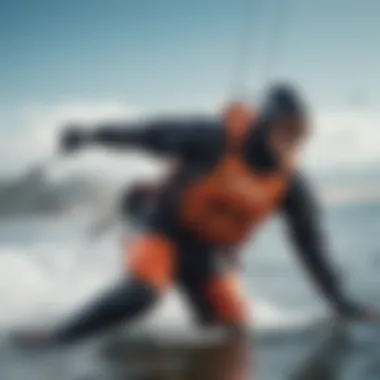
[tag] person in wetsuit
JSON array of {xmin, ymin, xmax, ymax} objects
[{"xmin": 15, "ymin": 84, "xmax": 376, "ymax": 347}]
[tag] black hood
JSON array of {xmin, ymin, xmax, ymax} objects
[{"xmin": 260, "ymin": 83, "xmax": 307, "ymax": 122}]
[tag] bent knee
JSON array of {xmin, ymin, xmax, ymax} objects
[
  {"xmin": 126, "ymin": 234, "xmax": 176, "ymax": 292},
  {"xmin": 205, "ymin": 273, "xmax": 249, "ymax": 328}
]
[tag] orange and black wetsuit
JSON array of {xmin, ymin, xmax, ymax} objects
[{"xmin": 51, "ymin": 107, "xmax": 359, "ymax": 344}]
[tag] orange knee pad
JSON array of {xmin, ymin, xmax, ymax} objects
[{"xmin": 127, "ymin": 234, "xmax": 176, "ymax": 291}]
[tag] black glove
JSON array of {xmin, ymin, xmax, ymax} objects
[
  {"xmin": 335, "ymin": 299, "xmax": 379, "ymax": 322},
  {"xmin": 60, "ymin": 126, "xmax": 90, "ymax": 154}
]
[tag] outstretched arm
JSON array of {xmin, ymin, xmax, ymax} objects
[
  {"xmin": 61, "ymin": 116, "xmax": 215, "ymax": 159},
  {"xmin": 281, "ymin": 172, "xmax": 368, "ymax": 319}
]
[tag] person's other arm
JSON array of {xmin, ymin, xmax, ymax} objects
[
  {"xmin": 61, "ymin": 116, "xmax": 215, "ymax": 158},
  {"xmin": 281, "ymin": 172, "xmax": 368, "ymax": 319}
]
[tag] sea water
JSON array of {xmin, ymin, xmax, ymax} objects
[{"xmin": 0, "ymin": 201, "xmax": 379, "ymax": 380}]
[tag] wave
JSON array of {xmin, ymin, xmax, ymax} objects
[
  {"xmin": 321, "ymin": 185, "xmax": 380, "ymax": 206},
  {"xmin": 0, "ymin": 164, "xmax": 379, "ymax": 218},
  {"xmin": 3, "ymin": 218, "xmax": 378, "ymax": 352},
  {"xmin": 0, "ymin": 223, "xmax": 320, "ymax": 341}
]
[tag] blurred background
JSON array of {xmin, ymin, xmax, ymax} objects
[{"xmin": 0, "ymin": 0, "xmax": 379, "ymax": 379}]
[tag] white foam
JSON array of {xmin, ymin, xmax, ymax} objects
[{"xmin": 0, "ymin": 221, "xmax": 317, "ymax": 339}]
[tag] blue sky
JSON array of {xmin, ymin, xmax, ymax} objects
[
  {"xmin": 0, "ymin": 0, "xmax": 379, "ymax": 177},
  {"xmin": 1, "ymin": 0, "xmax": 379, "ymax": 109}
]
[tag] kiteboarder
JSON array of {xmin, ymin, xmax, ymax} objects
[{"xmin": 14, "ymin": 84, "xmax": 377, "ymax": 348}]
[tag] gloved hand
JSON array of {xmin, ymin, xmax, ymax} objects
[
  {"xmin": 335, "ymin": 299, "xmax": 379, "ymax": 322},
  {"xmin": 60, "ymin": 125, "xmax": 90, "ymax": 154}
]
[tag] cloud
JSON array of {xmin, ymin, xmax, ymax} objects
[
  {"xmin": 0, "ymin": 101, "xmax": 379, "ymax": 181},
  {"xmin": 19, "ymin": 100, "xmax": 141, "ymax": 157},
  {"xmin": 305, "ymin": 108, "xmax": 380, "ymax": 170},
  {"xmin": 0, "ymin": 100, "xmax": 168, "ymax": 182}
]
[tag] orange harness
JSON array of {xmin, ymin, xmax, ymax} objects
[{"xmin": 178, "ymin": 103, "xmax": 293, "ymax": 247}]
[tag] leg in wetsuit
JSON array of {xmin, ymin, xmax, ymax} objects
[
  {"xmin": 127, "ymin": 230, "xmax": 250, "ymax": 379},
  {"xmin": 12, "ymin": 227, "xmax": 249, "ymax": 378},
  {"xmin": 128, "ymin": 230, "xmax": 247, "ymax": 328},
  {"xmin": 42, "ymin": 229, "xmax": 247, "ymax": 345}
]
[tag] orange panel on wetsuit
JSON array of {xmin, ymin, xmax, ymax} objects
[
  {"xmin": 178, "ymin": 103, "xmax": 294, "ymax": 247},
  {"xmin": 127, "ymin": 234, "xmax": 176, "ymax": 291}
]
